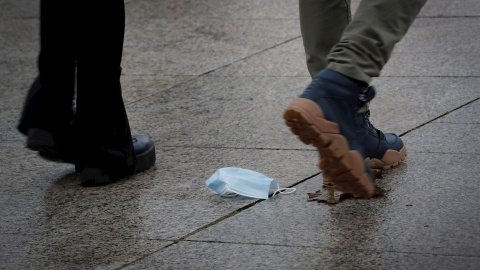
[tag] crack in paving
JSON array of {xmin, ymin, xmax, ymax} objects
[
  {"xmin": 115, "ymin": 172, "xmax": 320, "ymax": 269},
  {"xmin": 123, "ymin": 36, "xmax": 302, "ymax": 107},
  {"xmin": 182, "ymin": 239, "xmax": 480, "ymax": 258},
  {"xmin": 399, "ymin": 96, "xmax": 480, "ymax": 137},
  {"xmin": 117, "ymin": 97, "xmax": 480, "ymax": 269},
  {"xmin": 115, "ymin": 32, "xmax": 480, "ymax": 269}
]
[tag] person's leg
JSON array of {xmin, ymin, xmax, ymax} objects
[
  {"xmin": 73, "ymin": 0, "xmax": 135, "ymax": 178},
  {"xmin": 285, "ymin": 0, "xmax": 427, "ymax": 197},
  {"xmin": 18, "ymin": 0, "xmax": 76, "ymax": 156},
  {"xmin": 327, "ymin": 0, "xmax": 426, "ymax": 170},
  {"xmin": 327, "ymin": 0, "xmax": 427, "ymax": 84},
  {"xmin": 299, "ymin": 0, "xmax": 351, "ymax": 79}
]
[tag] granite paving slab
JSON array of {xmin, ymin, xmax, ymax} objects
[
  {"xmin": 0, "ymin": 233, "xmax": 172, "ymax": 270},
  {"xmin": 403, "ymin": 98, "xmax": 480, "ymax": 154},
  {"xmin": 0, "ymin": 77, "xmax": 35, "ymax": 110},
  {"xmin": 368, "ymin": 77, "xmax": 480, "ymax": 136},
  {"xmin": 186, "ymin": 152, "xmax": 480, "ymax": 256},
  {"xmin": 124, "ymin": 17, "xmax": 300, "ymax": 53},
  {"xmin": 0, "ymin": 0, "xmax": 37, "ymax": 20},
  {"xmin": 0, "ymin": 11, "xmax": 39, "ymax": 83},
  {"xmin": 383, "ymin": 51, "xmax": 480, "ymax": 77},
  {"xmin": 419, "ymin": 0, "xmax": 480, "ymax": 17},
  {"xmin": 1, "ymin": 0, "xmax": 479, "ymax": 269},
  {"xmin": 124, "ymin": 58, "xmax": 479, "ymax": 150},
  {"xmin": 122, "ymin": 241, "xmax": 480, "ymax": 270},
  {"xmin": 0, "ymin": 144, "xmax": 318, "ymax": 234},
  {"xmin": 185, "ymin": 106, "xmax": 480, "ymax": 260},
  {"xmin": 122, "ymin": 1, "xmax": 301, "ymax": 77},
  {"xmin": 207, "ymin": 42, "xmax": 308, "ymax": 77},
  {"xmin": 434, "ymin": 98, "xmax": 480, "ymax": 124},
  {"xmin": 405, "ymin": 122, "xmax": 480, "ymax": 154},
  {"xmin": 125, "ymin": 74, "xmax": 312, "ymax": 149},
  {"xmin": 382, "ymin": 17, "xmax": 480, "ymax": 77},
  {"xmin": 0, "ymin": 108, "xmax": 26, "ymax": 141},
  {"xmin": 121, "ymin": 74, "xmax": 195, "ymax": 105},
  {"xmin": 393, "ymin": 17, "xmax": 479, "ymax": 53},
  {"xmin": 0, "ymin": 143, "xmax": 319, "ymax": 269},
  {"xmin": 125, "ymin": 0, "xmax": 299, "ymax": 20},
  {"xmin": 207, "ymin": 17, "xmax": 480, "ymax": 78}
]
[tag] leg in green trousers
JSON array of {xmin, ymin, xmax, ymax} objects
[
  {"xmin": 299, "ymin": 0, "xmax": 427, "ymax": 83},
  {"xmin": 299, "ymin": 0, "xmax": 351, "ymax": 79},
  {"xmin": 285, "ymin": 0, "xmax": 428, "ymax": 197}
]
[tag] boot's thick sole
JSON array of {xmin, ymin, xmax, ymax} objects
[
  {"xmin": 132, "ymin": 135, "xmax": 156, "ymax": 174},
  {"xmin": 27, "ymin": 128, "xmax": 75, "ymax": 163},
  {"xmin": 284, "ymin": 98, "xmax": 375, "ymax": 198},
  {"xmin": 80, "ymin": 135, "xmax": 156, "ymax": 186},
  {"xmin": 367, "ymin": 146, "xmax": 407, "ymax": 170}
]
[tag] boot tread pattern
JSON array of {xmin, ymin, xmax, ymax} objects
[{"xmin": 284, "ymin": 98, "xmax": 375, "ymax": 198}]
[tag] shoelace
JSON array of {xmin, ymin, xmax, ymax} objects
[
  {"xmin": 358, "ymin": 86, "xmax": 376, "ymax": 108},
  {"xmin": 363, "ymin": 110, "xmax": 386, "ymax": 139}
]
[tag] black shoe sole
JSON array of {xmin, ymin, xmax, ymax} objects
[
  {"xmin": 80, "ymin": 168, "xmax": 114, "ymax": 186},
  {"xmin": 134, "ymin": 141, "xmax": 156, "ymax": 174},
  {"xmin": 27, "ymin": 128, "xmax": 75, "ymax": 163},
  {"xmin": 80, "ymin": 141, "xmax": 156, "ymax": 186}
]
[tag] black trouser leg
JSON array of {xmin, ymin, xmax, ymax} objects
[
  {"xmin": 74, "ymin": 0, "xmax": 135, "ymax": 174},
  {"xmin": 18, "ymin": 1, "xmax": 76, "ymax": 135},
  {"xmin": 19, "ymin": 0, "xmax": 136, "ymax": 174}
]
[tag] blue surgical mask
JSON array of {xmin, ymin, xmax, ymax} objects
[{"xmin": 205, "ymin": 167, "xmax": 296, "ymax": 199}]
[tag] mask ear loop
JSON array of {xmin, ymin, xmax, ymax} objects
[{"xmin": 272, "ymin": 187, "xmax": 296, "ymax": 197}]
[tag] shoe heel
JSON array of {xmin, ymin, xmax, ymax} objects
[
  {"xmin": 27, "ymin": 128, "xmax": 56, "ymax": 152},
  {"xmin": 321, "ymin": 150, "xmax": 375, "ymax": 198},
  {"xmin": 284, "ymin": 98, "xmax": 375, "ymax": 198},
  {"xmin": 134, "ymin": 143, "xmax": 156, "ymax": 174},
  {"xmin": 81, "ymin": 168, "xmax": 113, "ymax": 186}
]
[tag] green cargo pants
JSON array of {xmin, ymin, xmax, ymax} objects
[{"xmin": 300, "ymin": 0, "xmax": 427, "ymax": 83}]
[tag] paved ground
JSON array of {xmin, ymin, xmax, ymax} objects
[{"xmin": 1, "ymin": 0, "xmax": 479, "ymax": 269}]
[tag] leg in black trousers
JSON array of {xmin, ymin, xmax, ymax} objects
[
  {"xmin": 18, "ymin": 0, "xmax": 155, "ymax": 185},
  {"xmin": 18, "ymin": 1, "xmax": 76, "ymax": 139},
  {"xmin": 73, "ymin": 0, "xmax": 136, "ymax": 176}
]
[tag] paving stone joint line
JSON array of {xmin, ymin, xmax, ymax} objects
[
  {"xmin": 398, "ymin": 96, "xmax": 480, "ymax": 137},
  {"xmin": 115, "ymin": 172, "xmax": 321, "ymax": 269},
  {"xmin": 122, "ymin": 36, "xmax": 302, "ymax": 106},
  {"xmin": 114, "ymin": 98, "xmax": 480, "ymax": 268}
]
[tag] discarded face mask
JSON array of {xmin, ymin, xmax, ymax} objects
[{"xmin": 205, "ymin": 167, "xmax": 296, "ymax": 199}]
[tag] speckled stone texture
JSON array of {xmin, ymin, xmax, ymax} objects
[{"xmin": 1, "ymin": 0, "xmax": 479, "ymax": 269}]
